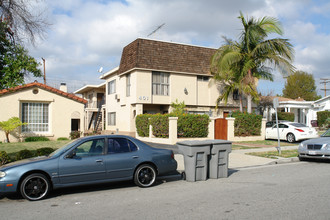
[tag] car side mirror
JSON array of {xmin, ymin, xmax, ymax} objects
[{"xmin": 66, "ymin": 150, "xmax": 76, "ymax": 159}]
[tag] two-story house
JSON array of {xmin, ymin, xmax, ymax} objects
[
  {"xmin": 75, "ymin": 82, "xmax": 106, "ymax": 133},
  {"xmin": 98, "ymin": 38, "xmax": 241, "ymax": 136}
]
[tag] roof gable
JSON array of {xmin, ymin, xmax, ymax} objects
[
  {"xmin": 0, "ymin": 82, "xmax": 87, "ymax": 104},
  {"xmin": 117, "ymin": 38, "xmax": 217, "ymax": 75}
]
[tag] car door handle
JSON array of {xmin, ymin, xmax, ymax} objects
[
  {"xmin": 132, "ymin": 156, "xmax": 139, "ymax": 159},
  {"xmin": 95, "ymin": 159, "xmax": 103, "ymax": 163}
]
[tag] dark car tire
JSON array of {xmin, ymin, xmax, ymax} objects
[
  {"xmin": 287, "ymin": 133, "xmax": 296, "ymax": 143},
  {"xmin": 134, "ymin": 164, "xmax": 156, "ymax": 187},
  {"xmin": 299, "ymin": 156, "xmax": 307, "ymax": 161},
  {"xmin": 20, "ymin": 173, "xmax": 50, "ymax": 201}
]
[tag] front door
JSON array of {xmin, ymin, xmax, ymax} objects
[{"xmin": 58, "ymin": 138, "xmax": 106, "ymax": 184}]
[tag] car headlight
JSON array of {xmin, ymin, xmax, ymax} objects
[
  {"xmin": 0, "ymin": 171, "xmax": 6, "ymax": 178},
  {"xmin": 325, "ymin": 144, "xmax": 330, "ymax": 150},
  {"xmin": 298, "ymin": 143, "xmax": 306, "ymax": 150}
]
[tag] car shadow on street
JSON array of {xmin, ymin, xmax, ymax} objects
[{"xmin": 0, "ymin": 171, "xmax": 184, "ymax": 201}]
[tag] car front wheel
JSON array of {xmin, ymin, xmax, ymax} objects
[
  {"xmin": 20, "ymin": 173, "xmax": 50, "ymax": 201},
  {"xmin": 287, "ymin": 133, "xmax": 296, "ymax": 143},
  {"xmin": 134, "ymin": 164, "xmax": 156, "ymax": 187}
]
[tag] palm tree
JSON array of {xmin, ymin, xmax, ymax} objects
[{"xmin": 211, "ymin": 11, "xmax": 295, "ymax": 113}]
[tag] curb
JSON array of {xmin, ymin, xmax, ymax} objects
[{"xmin": 267, "ymin": 157, "xmax": 300, "ymax": 165}]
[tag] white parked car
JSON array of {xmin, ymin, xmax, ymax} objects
[{"xmin": 265, "ymin": 122, "xmax": 318, "ymax": 143}]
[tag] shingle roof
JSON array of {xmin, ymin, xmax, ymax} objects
[
  {"xmin": 117, "ymin": 38, "xmax": 217, "ymax": 75},
  {"xmin": 0, "ymin": 82, "xmax": 87, "ymax": 104}
]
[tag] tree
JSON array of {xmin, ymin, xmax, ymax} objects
[
  {"xmin": 0, "ymin": 21, "xmax": 42, "ymax": 89},
  {"xmin": 211, "ymin": 11, "xmax": 295, "ymax": 113},
  {"xmin": 0, "ymin": 117, "xmax": 27, "ymax": 143},
  {"xmin": 170, "ymin": 99, "xmax": 186, "ymax": 115},
  {"xmin": 282, "ymin": 71, "xmax": 321, "ymax": 101},
  {"xmin": 0, "ymin": 0, "xmax": 49, "ymax": 44}
]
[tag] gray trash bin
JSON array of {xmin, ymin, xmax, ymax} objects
[
  {"xmin": 209, "ymin": 140, "xmax": 232, "ymax": 179},
  {"xmin": 177, "ymin": 140, "xmax": 211, "ymax": 182}
]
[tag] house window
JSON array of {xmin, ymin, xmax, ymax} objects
[
  {"xmin": 126, "ymin": 74, "xmax": 131, "ymax": 97},
  {"xmin": 197, "ymin": 76, "xmax": 209, "ymax": 82},
  {"xmin": 108, "ymin": 112, "xmax": 116, "ymax": 126},
  {"xmin": 108, "ymin": 80, "xmax": 116, "ymax": 95},
  {"xmin": 233, "ymin": 89, "xmax": 239, "ymax": 100},
  {"xmin": 152, "ymin": 71, "xmax": 169, "ymax": 96},
  {"xmin": 22, "ymin": 103, "xmax": 49, "ymax": 132}
]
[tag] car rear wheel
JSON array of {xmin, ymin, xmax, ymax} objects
[
  {"xmin": 20, "ymin": 173, "xmax": 50, "ymax": 201},
  {"xmin": 287, "ymin": 133, "xmax": 296, "ymax": 143},
  {"xmin": 134, "ymin": 164, "xmax": 156, "ymax": 187}
]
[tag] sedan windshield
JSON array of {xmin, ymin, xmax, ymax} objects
[{"xmin": 49, "ymin": 140, "xmax": 78, "ymax": 158}]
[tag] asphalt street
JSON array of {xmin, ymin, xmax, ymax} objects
[{"xmin": 1, "ymin": 161, "xmax": 330, "ymax": 219}]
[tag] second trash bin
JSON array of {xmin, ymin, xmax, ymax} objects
[
  {"xmin": 177, "ymin": 140, "xmax": 211, "ymax": 182},
  {"xmin": 209, "ymin": 140, "xmax": 232, "ymax": 179}
]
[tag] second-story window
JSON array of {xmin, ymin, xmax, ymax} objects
[
  {"xmin": 108, "ymin": 79, "xmax": 116, "ymax": 95},
  {"xmin": 152, "ymin": 71, "xmax": 169, "ymax": 96},
  {"xmin": 126, "ymin": 74, "xmax": 131, "ymax": 97}
]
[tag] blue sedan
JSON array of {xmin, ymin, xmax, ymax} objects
[{"xmin": 0, "ymin": 135, "xmax": 177, "ymax": 201}]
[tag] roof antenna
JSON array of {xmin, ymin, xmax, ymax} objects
[{"xmin": 147, "ymin": 23, "xmax": 165, "ymax": 37}]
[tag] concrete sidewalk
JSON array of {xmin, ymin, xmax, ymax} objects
[{"xmin": 174, "ymin": 145, "xmax": 299, "ymax": 171}]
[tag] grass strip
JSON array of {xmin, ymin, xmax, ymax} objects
[{"xmin": 247, "ymin": 149, "xmax": 298, "ymax": 159}]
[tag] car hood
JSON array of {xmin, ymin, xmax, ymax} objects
[
  {"xmin": 302, "ymin": 137, "xmax": 330, "ymax": 145},
  {"xmin": 0, "ymin": 156, "xmax": 50, "ymax": 170}
]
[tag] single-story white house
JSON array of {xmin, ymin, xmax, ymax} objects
[{"xmin": 263, "ymin": 95, "xmax": 330, "ymax": 127}]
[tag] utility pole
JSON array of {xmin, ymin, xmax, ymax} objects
[
  {"xmin": 320, "ymin": 78, "xmax": 330, "ymax": 97},
  {"xmin": 42, "ymin": 58, "xmax": 46, "ymax": 84}
]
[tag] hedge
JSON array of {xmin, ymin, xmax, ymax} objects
[
  {"xmin": 177, "ymin": 114, "xmax": 209, "ymax": 137},
  {"xmin": 136, "ymin": 113, "xmax": 210, "ymax": 138},
  {"xmin": 1, "ymin": 147, "xmax": 56, "ymax": 165},
  {"xmin": 135, "ymin": 114, "xmax": 152, "ymax": 137},
  {"xmin": 25, "ymin": 136, "xmax": 50, "ymax": 142},
  {"xmin": 233, "ymin": 112, "xmax": 262, "ymax": 136},
  {"xmin": 317, "ymin": 111, "xmax": 330, "ymax": 128},
  {"xmin": 272, "ymin": 112, "xmax": 295, "ymax": 122}
]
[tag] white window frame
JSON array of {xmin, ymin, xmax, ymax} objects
[
  {"xmin": 152, "ymin": 72, "xmax": 169, "ymax": 96},
  {"xmin": 108, "ymin": 112, "xmax": 116, "ymax": 126},
  {"xmin": 126, "ymin": 74, "xmax": 131, "ymax": 97},
  {"xmin": 108, "ymin": 80, "xmax": 116, "ymax": 94},
  {"xmin": 21, "ymin": 102, "xmax": 49, "ymax": 133}
]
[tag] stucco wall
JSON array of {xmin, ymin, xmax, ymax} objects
[{"xmin": 0, "ymin": 87, "xmax": 85, "ymax": 142}]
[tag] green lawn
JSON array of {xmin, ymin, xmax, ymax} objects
[
  {"xmin": 0, "ymin": 140, "xmax": 71, "ymax": 154},
  {"xmin": 236, "ymin": 140, "xmax": 297, "ymax": 146},
  {"xmin": 247, "ymin": 149, "xmax": 298, "ymax": 159}
]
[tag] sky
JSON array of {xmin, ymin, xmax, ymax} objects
[{"xmin": 26, "ymin": 0, "xmax": 330, "ymax": 96}]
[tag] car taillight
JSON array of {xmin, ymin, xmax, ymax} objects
[
  {"xmin": 171, "ymin": 152, "xmax": 175, "ymax": 159},
  {"xmin": 295, "ymin": 128, "xmax": 304, "ymax": 132}
]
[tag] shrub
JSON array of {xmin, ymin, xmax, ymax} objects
[
  {"xmin": 0, "ymin": 151, "xmax": 10, "ymax": 165},
  {"xmin": 25, "ymin": 136, "xmax": 50, "ymax": 142},
  {"xmin": 136, "ymin": 114, "xmax": 152, "ymax": 137},
  {"xmin": 150, "ymin": 114, "xmax": 169, "ymax": 138},
  {"xmin": 272, "ymin": 112, "xmax": 294, "ymax": 122},
  {"xmin": 16, "ymin": 149, "xmax": 33, "ymax": 160},
  {"xmin": 57, "ymin": 137, "xmax": 69, "ymax": 141},
  {"xmin": 70, "ymin": 131, "xmax": 82, "ymax": 139},
  {"xmin": 176, "ymin": 114, "xmax": 209, "ymax": 138},
  {"xmin": 234, "ymin": 112, "xmax": 262, "ymax": 136},
  {"xmin": 317, "ymin": 111, "xmax": 330, "ymax": 128},
  {"xmin": 36, "ymin": 147, "xmax": 55, "ymax": 156}
]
